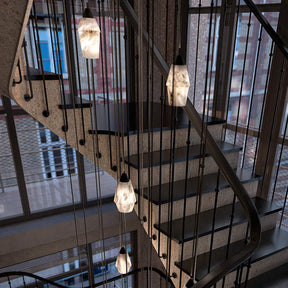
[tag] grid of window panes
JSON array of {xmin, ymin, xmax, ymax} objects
[
  {"xmin": 224, "ymin": 11, "xmax": 279, "ymax": 167},
  {"xmin": 0, "ymin": 103, "xmax": 23, "ymax": 219},
  {"xmin": 0, "ymin": 232, "xmax": 135, "ymax": 288}
]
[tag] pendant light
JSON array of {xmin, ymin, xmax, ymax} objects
[
  {"xmin": 114, "ymin": 172, "xmax": 136, "ymax": 213},
  {"xmin": 166, "ymin": 55, "xmax": 190, "ymax": 107},
  {"xmin": 78, "ymin": 6, "xmax": 100, "ymax": 59},
  {"xmin": 115, "ymin": 247, "xmax": 132, "ymax": 274}
]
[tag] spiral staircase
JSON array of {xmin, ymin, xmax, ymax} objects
[{"xmin": 1, "ymin": 0, "xmax": 288, "ymax": 287}]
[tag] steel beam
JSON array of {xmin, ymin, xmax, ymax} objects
[{"xmin": 2, "ymin": 96, "xmax": 30, "ymax": 216}]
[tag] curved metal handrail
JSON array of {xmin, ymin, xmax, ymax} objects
[
  {"xmin": 91, "ymin": 267, "xmax": 176, "ymax": 287},
  {"xmin": 243, "ymin": 0, "xmax": 288, "ymax": 60},
  {"xmin": 184, "ymin": 99, "xmax": 261, "ymax": 288},
  {"xmin": 0, "ymin": 267, "xmax": 175, "ymax": 288},
  {"xmin": 0, "ymin": 271, "xmax": 66, "ymax": 288}
]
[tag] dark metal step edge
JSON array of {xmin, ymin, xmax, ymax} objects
[
  {"xmin": 240, "ymin": 261, "xmax": 288, "ymax": 288},
  {"xmin": 135, "ymin": 168, "xmax": 261, "ymax": 205},
  {"xmin": 125, "ymin": 142, "xmax": 242, "ymax": 169},
  {"xmin": 154, "ymin": 197, "xmax": 281, "ymax": 244},
  {"xmin": 88, "ymin": 118, "xmax": 226, "ymax": 136},
  {"xmin": 24, "ymin": 67, "xmax": 61, "ymax": 81},
  {"xmin": 58, "ymin": 102, "xmax": 92, "ymax": 109},
  {"xmin": 175, "ymin": 228, "xmax": 288, "ymax": 280}
]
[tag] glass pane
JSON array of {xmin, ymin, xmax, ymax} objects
[
  {"xmin": 84, "ymin": 157, "xmax": 117, "ymax": 201},
  {"xmin": 0, "ymin": 106, "xmax": 23, "ymax": 219},
  {"xmin": 14, "ymin": 115, "xmax": 80, "ymax": 212},
  {"xmin": 0, "ymin": 232, "xmax": 135, "ymax": 288},
  {"xmin": 187, "ymin": 12, "xmax": 220, "ymax": 113}
]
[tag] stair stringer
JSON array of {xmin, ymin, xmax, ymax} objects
[
  {"xmin": 0, "ymin": 0, "xmax": 33, "ymax": 98},
  {"xmin": 10, "ymin": 53, "xmax": 121, "ymax": 181}
]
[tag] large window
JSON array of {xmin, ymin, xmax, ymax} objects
[{"xmin": 0, "ymin": 232, "xmax": 136, "ymax": 288}]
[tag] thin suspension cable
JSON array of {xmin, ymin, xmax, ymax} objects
[
  {"xmin": 149, "ymin": 0, "xmax": 155, "ymax": 285},
  {"xmin": 145, "ymin": 0, "xmax": 152, "ymax": 286},
  {"xmin": 191, "ymin": 0, "xmax": 215, "ymax": 281},
  {"xmin": 157, "ymin": 0, "xmax": 169, "ymax": 258},
  {"xmin": 62, "ymin": 0, "xmax": 90, "ymax": 286},
  {"xmin": 71, "ymin": 0, "xmax": 86, "ymax": 145},
  {"xmin": 112, "ymin": 0, "xmax": 122, "ymax": 174},
  {"xmin": 90, "ymin": 57, "xmax": 108, "ymax": 286},
  {"xmin": 116, "ymin": 0, "xmax": 126, "ymax": 170},
  {"xmin": 166, "ymin": 0, "xmax": 179, "ymax": 284},
  {"xmin": 193, "ymin": 0, "xmax": 202, "ymax": 106},
  {"xmin": 101, "ymin": 0, "xmax": 114, "ymax": 171}
]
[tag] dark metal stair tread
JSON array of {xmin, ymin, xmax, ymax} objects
[
  {"xmin": 24, "ymin": 67, "xmax": 60, "ymax": 81},
  {"xmin": 154, "ymin": 197, "xmax": 281, "ymax": 244},
  {"xmin": 88, "ymin": 102, "xmax": 225, "ymax": 135},
  {"xmin": 137, "ymin": 168, "xmax": 260, "ymax": 204},
  {"xmin": 176, "ymin": 228, "xmax": 288, "ymax": 281},
  {"xmin": 126, "ymin": 142, "xmax": 241, "ymax": 169},
  {"xmin": 58, "ymin": 98, "xmax": 92, "ymax": 109},
  {"xmin": 240, "ymin": 261, "xmax": 288, "ymax": 288}
]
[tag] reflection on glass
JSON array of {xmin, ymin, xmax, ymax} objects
[
  {"xmin": 0, "ymin": 112, "xmax": 23, "ymax": 219},
  {"xmin": 0, "ymin": 233, "xmax": 134, "ymax": 288},
  {"xmin": 84, "ymin": 157, "xmax": 117, "ymax": 201}
]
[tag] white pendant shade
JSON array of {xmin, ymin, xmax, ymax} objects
[
  {"xmin": 116, "ymin": 247, "xmax": 132, "ymax": 274},
  {"xmin": 114, "ymin": 173, "xmax": 136, "ymax": 213},
  {"xmin": 78, "ymin": 9, "xmax": 100, "ymax": 59},
  {"xmin": 166, "ymin": 61, "xmax": 190, "ymax": 107}
]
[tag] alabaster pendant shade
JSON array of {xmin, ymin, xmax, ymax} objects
[
  {"xmin": 114, "ymin": 172, "xmax": 136, "ymax": 213},
  {"xmin": 78, "ymin": 8, "xmax": 100, "ymax": 59},
  {"xmin": 166, "ymin": 55, "xmax": 190, "ymax": 107},
  {"xmin": 115, "ymin": 247, "xmax": 132, "ymax": 274}
]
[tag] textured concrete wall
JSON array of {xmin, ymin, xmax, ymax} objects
[{"xmin": 0, "ymin": 0, "xmax": 33, "ymax": 97}]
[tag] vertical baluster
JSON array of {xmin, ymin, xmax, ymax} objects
[
  {"xmin": 221, "ymin": 193, "xmax": 237, "ymax": 288},
  {"xmin": 252, "ymin": 42, "xmax": 274, "ymax": 173},
  {"xmin": 208, "ymin": 169, "xmax": 221, "ymax": 273},
  {"xmin": 224, "ymin": 0, "xmax": 241, "ymax": 140},
  {"xmin": 178, "ymin": 121, "xmax": 192, "ymax": 288},
  {"xmin": 233, "ymin": 12, "xmax": 252, "ymax": 147},
  {"xmin": 51, "ymin": 0, "xmax": 69, "ymax": 132},
  {"xmin": 243, "ymin": 258, "xmax": 252, "ymax": 288},
  {"xmin": 32, "ymin": 2, "xmax": 50, "ymax": 117},
  {"xmin": 7, "ymin": 276, "xmax": 12, "ymax": 288},
  {"xmin": 279, "ymin": 186, "xmax": 288, "ymax": 227},
  {"xmin": 271, "ymin": 113, "xmax": 288, "ymax": 202},
  {"xmin": 22, "ymin": 275, "xmax": 27, "ymax": 288},
  {"xmin": 242, "ymin": 26, "xmax": 263, "ymax": 169},
  {"xmin": 23, "ymin": 39, "xmax": 34, "ymax": 101}
]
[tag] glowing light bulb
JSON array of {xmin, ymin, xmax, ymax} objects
[
  {"xmin": 114, "ymin": 172, "xmax": 136, "ymax": 213},
  {"xmin": 78, "ymin": 8, "xmax": 100, "ymax": 59},
  {"xmin": 115, "ymin": 247, "xmax": 132, "ymax": 274},
  {"xmin": 166, "ymin": 55, "xmax": 190, "ymax": 107}
]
